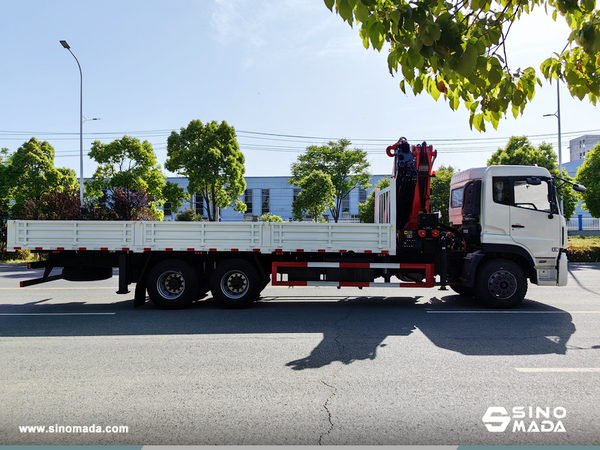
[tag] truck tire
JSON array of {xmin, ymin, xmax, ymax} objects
[
  {"xmin": 474, "ymin": 259, "xmax": 527, "ymax": 308},
  {"xmin": 147, "ymin": 259, "xmax": 198, "ymax": 309},
  {"xmin": 210, "ymin": 259, "xmax": 260, "ymax": 309}
]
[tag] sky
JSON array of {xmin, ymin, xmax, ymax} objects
[{"xmin": 0, "ymin": 0, "xmax": 598, "ymax": 179}]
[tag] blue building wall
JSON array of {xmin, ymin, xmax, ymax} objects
[
  {"xmin": 562, "ymin": 158, "xmax": 591, "ymax": 219},
  {"xmin": 164, "ymin": 175, "xmax": 388, "ymax": 221}
]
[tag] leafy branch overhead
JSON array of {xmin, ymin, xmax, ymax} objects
[{"xmin": 324, "ymin": 0, "xmax": 600, "ymax": 131}]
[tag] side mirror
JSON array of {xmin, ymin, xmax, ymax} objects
[
  {"xmin": 526, "ymin": 177, "xmax": 542, "ymax": 185},
  {"xmin": 548, "ymin": 201, "xmax": 557, "ymax": 219}
]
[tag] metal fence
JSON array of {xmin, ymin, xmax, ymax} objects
[{"xmin": 568, "ymin": 216, "xmax": 600, "ymax": 231}]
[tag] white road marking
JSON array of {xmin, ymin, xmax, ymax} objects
[
  {"xmin": 516, "ymin": 368, "xmax": 600, "ymax": 373},
  {"xmin": 0, "ymin": 287, "xmax": 117, "ymax": 290},
  {"xmin": 0, "ymin": 313, "xmax": 116, "ymax": 316},
  {"xmin": 426, "ymin": 310, "xmax": 600, "ymax": 314}
]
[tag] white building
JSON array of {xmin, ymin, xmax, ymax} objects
[
  {"xmin": 569, "ymin": 134, "xmax": 600, "ymax": 161},
  {"xmin": 164, "ymin": 175, "xmax": 388, "ymax": 222}
]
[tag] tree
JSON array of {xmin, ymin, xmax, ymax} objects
[
  {"xmin": 577, "ymin": 142, "xmax": 600, "ymax": 217},
  {"xmin": 106, "ymin": 189, "xmax": 161, "ymax": 221},
  {"xmin": 165, "ymin": 120, "xmax": 247, "ymax": 222},
  {"xmin": 358, "ymin": 177, "xmax": 390, "ymax": 223},
  {"xmin": 162, "ymin": 181, "xmax": 188, "ymax": 218},
  {"xmin": 289, "ymin": 139, "xmax": 370, "ymax": 222},
  {"xmin": 0, "ymin": 148, "xmax": 11, "ymax": 257},
  {"xmin": 324, "ymin": 0, "xmax": 600, "ymax": 131},
  {"xmin": 430, "ymin": 166, "xmax": 458, "ymax": 225},
  {"xmin": 87, "ymin": 136, "xmax": 177, "ymax": 220},
  {"xmin": 292, "ymin": 170, "xmax": 336, "ymax": 221},
  {"xmin": 488, "ymin": 136, "xmax": 577, "ymax": 219},
  {"xmin": 488, "ymin": 136, "xmax": 558, "ymax": 169},
  {"xmin": 4, "ymin": 138, "xmax": 77, "ymax": 217},
  {"xmin": 0, "ymin": 148, "xmax": 11, "ymax": 218},
  {"xmin": 17, "ymin": 190, "xmax": 81, "ymax": 220}
]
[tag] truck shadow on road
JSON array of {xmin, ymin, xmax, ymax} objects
[{"xmin": 0, "ymin": 292, "xmax": 578, "ymax": 369}]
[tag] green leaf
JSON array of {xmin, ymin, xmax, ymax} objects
[
  {"xmin": 402, "ymin": 63, "xmax": 415, "ymax": 81},
  {"xmin": 400, "ymin": 79, "xmax": 407, "ymax": 94},
  {"xmin": 488, "ymin": 27, "xmax": 502, "ymax": 45},
  {"xmin": 512, "ymin": 89, "xmax": 525, "ymax": 106},
  {"xmin": 472, "ymin": 113, "xmax": 485, "ymax": 132},
  {"xmin": 490, "ymin": 111, "xmax": 500, "ymax": 130},
  {"xmin": 354, "ymin": 1, "xmax": 369, "ymax": 23},
  {"xmin": 430, "ymin": 82, "xmax": 441, "ymax": 101},
  {"xmin": 565, "ymin": 69, "xmax": 580, "ymax": 84},
  {"xmin": 337, "ymin": 0, "xmax": 353, "ymax": 22},
  {"xmin": 488, "ymin": 66, "xmax": 502, "ymax": 84},
  {"xmin": 362, "ymin": 34, "xmax": 370, "ymax": 49},
  {"xmin": 324, "ymin": 0, "xmax": 335, "ymax": 11},
  {"xmin": 449, "ymin": 92, "xmax": 460, "ymax": 110},
  {"xmin": 512, "ymin": 104, "xmax": 520, "ymax": 119},
  {"xmin": 407, "ymin": 47, "xmax": 423, "ymax": 68},
  {"xmin": 455, "ymin": 43, "xmax": 478, "ymax": 77},
  {"xmin": 413, "ymin": 77, "xmax": 424, "ymax": 94},
  {"xmin": 368, "ymin": 21, "xmax": 385, "ymax": 50}
]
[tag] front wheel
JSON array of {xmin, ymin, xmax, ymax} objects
[
  {"xmin": 474, "ymin": 259, "xmax": 527, "ymax": 308},
  {"xmin": 147, "ymin": 260, "xmax": 199, "ymax": 309},
  {"xmin": 210, "ymin": 259, "xmax": 261, "ymax": 309}
]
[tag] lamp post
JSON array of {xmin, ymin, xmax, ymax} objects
[
  {"xmin": 543, "ymin": 44, "xmax": 569, "ymax": 177},
  {"xmin": 544, "ymin": 81, "xmax": 564, "ymax": 213},
  {"xmin": 60, "ymin": 40, "xmax": 99, "ymax": 207},
  {"xmin": 544, "ymin": 81, "xmax": 563, "ymax": 174}
]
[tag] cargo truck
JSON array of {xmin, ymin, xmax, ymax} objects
[{"xmin": 7, "ymin": 138, "xmax": 583, "ymax": 310}]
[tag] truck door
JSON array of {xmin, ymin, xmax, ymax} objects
[{"xmin": 500, "ymin": 177, "xmax": 562, "ymax": 259}]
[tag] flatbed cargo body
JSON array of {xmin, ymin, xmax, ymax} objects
[{"xmin": 7, "ymin": 220, "xmax": 395, "ymax": 255}]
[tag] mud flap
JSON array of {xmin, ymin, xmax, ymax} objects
[{"xmin": 557, "ymin": 251, "xmax": 568, "ymax": 286}]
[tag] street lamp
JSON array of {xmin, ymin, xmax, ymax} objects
[
  {"xmin": 543, "ymin": 80, "xmax": 563, "ymax": 175},
  {"xmin": 60, "ymin": 40, "xmax": 100, "ymax": 207},
  {"xmin": 543, "ymin": 44, "xmax": 569, "ymax": 177}
]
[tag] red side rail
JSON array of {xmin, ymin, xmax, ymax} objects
[{"xmin": 271, "ymin": 262, "xmax": 434, "ymax": 288}]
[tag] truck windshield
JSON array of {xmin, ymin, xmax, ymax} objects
[
  {"xmin": 492, "ymin": 177, "xmax": 553, "ymax": 213},
  {"xmin": 513, "ymin": 180, "xmax": 551, "ymax": 212}
]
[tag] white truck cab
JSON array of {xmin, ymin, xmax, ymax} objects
[{"xmin": 449, "ymin": 165, "xmax": 568, "ymax": 293}]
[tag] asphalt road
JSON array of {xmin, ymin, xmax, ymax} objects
[{"xmin": 0, "ymin": 262, "xmax": 599, "ymax": 445}]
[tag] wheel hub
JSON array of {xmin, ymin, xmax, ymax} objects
[
  {"xmin": 157, "ymin": 271, "xmax": 185, "ymax": 299},
  {"xmin": 488, "ymin": 270, "xmax": 517, "ymax": 299},
  {"xmin": 221, "ymin": 271, "xmax": 249, "ymax": 299}
]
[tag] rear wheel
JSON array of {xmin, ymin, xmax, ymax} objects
[
  {"xmin": 147, "ymin": 260, "xmax": 198, "ymax": 309},
  {"xmin": 474, "ymin": 259, "xmax": 527, "ymax": 308},
  {"xmin": 210, "ymin": 259, "xmax": 261, "ymax": 309}
]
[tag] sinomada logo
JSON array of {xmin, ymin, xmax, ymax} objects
[{"xmin": 482, "ymin": 406, "xmax": 567, "ymax": 433}]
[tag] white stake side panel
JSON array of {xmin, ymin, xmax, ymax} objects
[{"xmin": 7, "ymin": 220, "xmax": 395, "ymax": 255}]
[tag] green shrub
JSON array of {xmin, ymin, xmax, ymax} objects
[
  {"xmin": 176, "ymin": 209, "xmax": 203, "ymax": 222},
  {"xmin": 260, "ymin": 213, "xmax": 284, "ymax": 222},
  {"xmin": 566, "ymin": 246, "xmax": 600, "ymax": 262},
  {"xmin": 1, "ymin": 250, "xmax": 40, "ymax": 263}
]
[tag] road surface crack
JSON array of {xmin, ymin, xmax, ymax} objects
[
  {"xmin": 318, "ymin": 313, "xmax": 349, "ymax": 444},
  {"xmin": 318, "ymin": 379, "xmax": 337, "ymax": 445}
]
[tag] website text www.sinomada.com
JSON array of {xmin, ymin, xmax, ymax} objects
[{"xmin": 19, "ymin": 424, "xmax": 128, "ymax": 434}]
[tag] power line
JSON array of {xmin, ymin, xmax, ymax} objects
[{"xmin": 2, "ymin": 127, "xmax": 599, "ymax": 157}]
